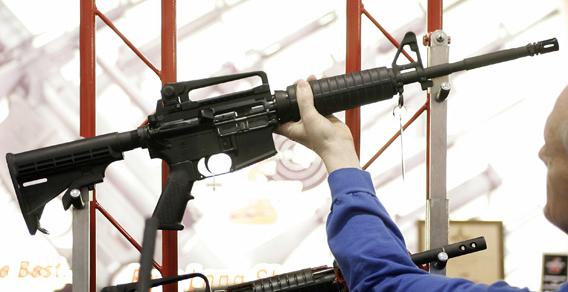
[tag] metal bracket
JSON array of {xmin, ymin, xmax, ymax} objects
[
  {"xmin": 426, "ymin": 29, "xmax": 450, "ymax": 276},
  {"xmin": 72, "ymin": 187, "xmax": 90, "ymax": 291}
]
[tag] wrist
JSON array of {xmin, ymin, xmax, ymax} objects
[{"xmin": 320, "ymin": 143, "xmax": 361, "ymax": 173}]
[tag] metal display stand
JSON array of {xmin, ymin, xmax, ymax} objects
[
  {"xmin": 425, "ymin": 1, "xmax": 449, "ymax": 275},
  {"xmin": 347, "ymin": 0, "xmax": 450, "ymax": 275},
  {"xmin": 72, "ymin": 0, "xmax": 451, "ymax": 289},
  {"xmin": 76, "ymin": 0, "xmax": 178, "ymax": 291},
  {"xmin": 425, "ymin": 29, "xmax": 450, "ymax": 275},
  {"xmin": 72, "ymin": 188, "xmax": 91, "ymax": 291}
]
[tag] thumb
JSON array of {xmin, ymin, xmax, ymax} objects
[{"xmin": 295, "ymin": 80, "xmax": 317, "ymax": 118}]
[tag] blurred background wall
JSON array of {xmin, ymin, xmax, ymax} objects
[{"xmin": 0, "ymin": 0, "xmax": 567, "ymax": 291}]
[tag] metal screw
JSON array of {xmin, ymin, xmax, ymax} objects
[
  {"xmin": 162, "ymin": 85, "xmax": 175, "ymax": 97},
  {"xmin": 437, "ymin": 251, "xmax": 449, "ymax": 262},
  {"xmin": 70, "ymin": 189, "xmax": 81, "ymax": 198},
  {"xmin": 422, "ymin": 34, "xmax": 430, "ymax": 46},
  {"xmin": 436, "ymin": 82, "xmax": 451, "ymax": 102},
  {"xmin": 436, "ymin": 34, "xmax": 445, "ymax": 43}
]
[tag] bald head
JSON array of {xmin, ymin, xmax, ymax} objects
[
  {"xmin": 539, "ymin": 86, "xmax": 568, "ymax": 234},
  {"xmin": 556, "ymin": 87, "xmax": 568, "ymax": 153},
  {"xmin": 562, "ymin": 119, "xmax": 568, "ymax": 154}
]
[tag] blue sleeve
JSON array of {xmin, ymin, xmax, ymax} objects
[{"xmin": 325, "ymin": 168, "xmax": 531, "ymax": 292}]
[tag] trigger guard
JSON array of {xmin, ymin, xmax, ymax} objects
[
  {"xmin": 197, "ymin": 154, "xmax": 233, "ymax": 178},
  {"xmin": 197, "ymin": 156, "xmax": 214, "ymax": 178},
  {"xmin": 204, "ymin": 156, "xmax": 213, "ymax": 173}
]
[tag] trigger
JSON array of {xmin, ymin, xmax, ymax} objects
[
  {"xmin": 198, "ymin": 154, "xmax": 233, "ymax": 177},
  {"xmin": 204, "ymin": 156, "xmax": 213, "ymax": 173}
]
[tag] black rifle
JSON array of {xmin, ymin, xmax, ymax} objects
[
  {"xmin": 5, "ymin": 32, "xmax": 558, "ymax": 234},
  {"xmin": 101, "ymin": 217, "xmax": 485, "ymax": 292},
  {"xmin": 104, "ymin": 265, "xmax": 344, "ymax": 292}
]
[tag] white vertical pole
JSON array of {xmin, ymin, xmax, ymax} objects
[{"xmin": 72, "ymin": 188, "xmax": 90, "ymax": 290}]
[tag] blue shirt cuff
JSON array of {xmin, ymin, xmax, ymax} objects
[{"xmin": 327, "ymin": 168, "xmax": 375, "ymax": 200}]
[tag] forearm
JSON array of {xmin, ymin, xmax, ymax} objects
[
  {"xmin": 326, "ymin": 168, "xmax": 419, "ymax": 290},
  {"xmin": 325, "ymin": 168, "xmax": 530, "ymax": 292}
]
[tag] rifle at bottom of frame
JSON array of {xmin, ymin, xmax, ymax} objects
[{"xmin": 102, "ymin": 217, "xmax": 486, "ymax": 292}]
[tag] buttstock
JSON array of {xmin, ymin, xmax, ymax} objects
[
  {"xmin": 6, "ymin": 153, "xmax": 80, "ymax": 235},
  {"xmin": 4, "ymin": 132, "xmax": 138, "ymax": 235}
]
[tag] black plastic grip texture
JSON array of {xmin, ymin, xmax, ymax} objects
[
  {"xmin": 8, "ymin": 131, "xmax": 139, "ymax": 182},
  {"xmin": 152, "ymin": 161, "xmax": 196, "ymax": 230},
  {"xmin": 198, "ymin": 266, "xmax": 340, "ymax": 292},
  {"xmin": 278, "ymin": 67, "xmax": 398, "ymax": 123},
  {"xmin": 252, "ymin": 269, "xmax": 314, "ymax": 291}
]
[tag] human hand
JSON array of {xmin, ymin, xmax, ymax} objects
[{"xmin": 276, "ymin": 77, "xmax": 360, "ymax": 173}]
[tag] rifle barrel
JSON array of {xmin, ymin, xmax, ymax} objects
[{"xmin": 400, "ymin": 38, "xmax": 559, "ymax": 84}]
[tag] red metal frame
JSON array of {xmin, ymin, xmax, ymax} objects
[
  {"xmin": 348, "ymin": 1, "xmax": 447, "ymax": 273},
  {"xmin": 363, "ymin": 103, "xmax": 428, "ymax": 170},
  {"xmin": 160, "ymin": 2, "xmax": 178, "ymax": 291},
  {"xmin": 96, "ymin": 202, "xmax": 163, "ymax": 271},
  {"xmin": 426, "ymin": 0, "xmax": 443, "ymax": 195},
  {"xmin": 428, "ymin": 0, "xmax": 444, "ymax": 33},
  {"xmin": 347, "ymin": 0, "xmax": 444, "ymax": 197},
  {"xmin": 80, "ymin": 1, "xmax": 96, "ymax": 291},
  {"xmin": 80, "ymin": 1, "xmax": 178, "ymax": 291},
  {"xmin": 77, "ymin": 1, "xmax": 444, "ymax": 289},
  {"xmin": 345, "ymin": 0, "xmax": 362, "ymax": 156},
  {"xmin": 361, "ymin": 8, "xmax": 415, "ymax": 63},
  {"xmin": 96, "ymin": 10, "xmax": 161, "ymax": 78},
  {"xmin": 346, "ymin": 1, "xmax": 426, "ymax": 160}
]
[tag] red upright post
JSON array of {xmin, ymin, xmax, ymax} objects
[
  {"xmin": 427, "ymin": 0, "xmax": 443, "ymax": 32},
  {"xmin": 161, "ymin": 1, "xmax": 178, "ymax": 291},
  {"xmin": 425, "ymin": 0, "xmax": 449, "ymax": 275},
  {"xmin": 80, "ymin": 0, "xmax": 96, "ymax": 139},
  {"xmin": 345, "ymin": 0, "xmax": 362, "ymax": 156},
  {"xmin": 80, "ymin": 0, "xmax": 97, "ymax": 291},
  {"xmin": 426, "ymin": 0, "xmax": 443, "ymax": 199}
]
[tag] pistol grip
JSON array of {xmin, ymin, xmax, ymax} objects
[{"xmin": 152, "ymin": 161, "xmax": 196, "ymax": 230}]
